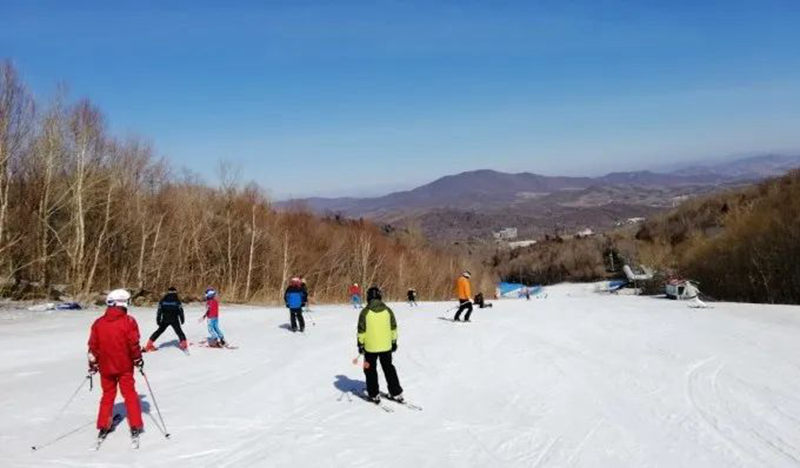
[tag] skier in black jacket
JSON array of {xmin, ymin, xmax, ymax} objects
[{"xmin": 144, "ymin": 287, "xmax": 187, "ymax": 351}]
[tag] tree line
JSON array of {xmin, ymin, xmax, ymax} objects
[{"xmin": 0, "ymin": 60, "xmax": 491, "ymax": 303}]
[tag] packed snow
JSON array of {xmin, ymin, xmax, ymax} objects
[{"xmin": 2, "ymin": 283, "xmax": 800, "ymax": 467}]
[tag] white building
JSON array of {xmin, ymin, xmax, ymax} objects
[
  {"xmin": 493, "ymin": 227, "xmax": 518, "ymax": 241},
  {"xmin": 508, "ymin": 240, "xmax": 537, "ymax": 249}
]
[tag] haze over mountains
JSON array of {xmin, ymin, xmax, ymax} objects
[{"xmin": 282, "ymin": 154, "xmax": 800, "ymax": 242}]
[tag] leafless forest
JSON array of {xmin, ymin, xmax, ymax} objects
[{"xmin": 0, "ymin": 61, "xmax": 491, "ymax": 303}]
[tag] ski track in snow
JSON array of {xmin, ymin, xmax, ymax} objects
[{"xmin": 2, "ymin": 284, "xmax": 800, "ymax": 467}]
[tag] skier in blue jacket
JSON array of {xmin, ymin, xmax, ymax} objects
[{"xmin": 284, "ymin": 277, "xmax": 308, "ymax": 332}]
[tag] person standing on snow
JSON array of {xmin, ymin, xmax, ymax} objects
[
  {"xmin": 144, "ymin": 286, "xmax": 186, "ymax": 352},
  {"xmin": 453, "ymin": 271, "xmax": 474, "ymax": 322},
  {"xmin": 284, "ymin": 277, "xmax": 308, "ymax": 332},
  {"xmin": 87, "ymin": 289, "xmax": 144, "ymax": 443},
  {"xmin": 357, "ymin": 285, "xmax": 403, "ymax": 403},
  {"xmin": 201, "ymin": 288, "xmax": 226, "ymax": 347},
  {"xmin": 474, "ymin": 292, "xmax": 493, "ymax": 309},
  {"xmin": 349, "ymin": 283, "xmax": 363, "ymax": 309},
  {"xmin": 407, "ymin": 288, "xmax": 418, "ymax": 307}
]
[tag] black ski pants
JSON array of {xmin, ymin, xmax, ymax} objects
[
  {"xmin": 150, "ymin": 319, "xmax": 186, "ymax": 342},
  {"xmin": 364, "ymin": 351, "xmax": 403, "ymax": 398},
  {"xmin": 454, "ymin": 299, "xmax": 473, "ymax": 321},
  {"xmin": 290, "ymin": 308, "xmax": 305, "ymax": 331}
]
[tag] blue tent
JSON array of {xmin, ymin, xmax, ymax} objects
[{"xmin": 497, "ymin": 282, "xmax": 542, "ymax": 298}]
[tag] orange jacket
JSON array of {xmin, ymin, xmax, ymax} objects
[{"xmin": 456, "ymin": 276, "xmax": 472, "ymax": 300}]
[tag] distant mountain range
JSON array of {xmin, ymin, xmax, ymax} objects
[{"xmin": 280, "ymin": 154, "xmax": 800, "ymax": 242}]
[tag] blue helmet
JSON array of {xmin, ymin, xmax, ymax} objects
[{"xmin": 205, "ymin": 288, "xmax": 217, "ymax": 300}]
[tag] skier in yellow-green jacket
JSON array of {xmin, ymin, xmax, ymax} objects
[{"xmin": 357, "ymin": 285, "xmax": 403, "ymax": 404}]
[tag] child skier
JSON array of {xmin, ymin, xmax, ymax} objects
[
  {"xmin": 349, "ymin": 283, "xmax": 363, "ymax": 309},
  {"xmin": 201, "ymin": 288, "xmax": 226, "ymax": 347},
  {"xmin": 284, "ymin": 277, "xmax": 308, "ymax": 332},
  {"xmin": 407, "ymin": 288, "xmax": 417, "ymax": 307},
  {"xmin": 474, "ymin": 292, "xmax": 493, "ymax": 309},
  {"xmin": 454, "ymin": 271, "xmax": 474, "ymax": 321},
  {"xmin": 144, "ymin": 286, "xmax": 186, "ymax": 352},
  {"xmin": 87, "ymin": 289, "xmax": 144, "ymax": 445},
  {"xmin": 357, "ymin": 286, "xmax": 403, "ymax": 403}
]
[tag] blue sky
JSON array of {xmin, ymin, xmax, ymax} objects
[{"xmin": 3, "ymin": 1, "xmax": 800, "ymax": 198}]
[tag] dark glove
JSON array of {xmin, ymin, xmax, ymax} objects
[
  {"xmin": 391, "ymin": 341, "xmax": 397, "ymax": 353},
  {"xmin": 88, "ymin": 360, "xmax": 99, "ymax": 374},
  {"xmin": 357, "ymin": 343, "xmax": 365, "ymax": 355},
  {"xmin": 134, "ymin": 358, "xmax": 144, "ymax": 369}
]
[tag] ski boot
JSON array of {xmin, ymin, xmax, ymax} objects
[
  {"xmin": 130, "ymin": 427, "xmax": 143, "ymax": 449},
  {"xmin": 388, "ymin": 393, "xmax": 405, "ymax": 403},
  {"xmin": 219, "ymin": 339, "xmax": 226, "ymax": 347},
  {"xmin": 179, "ymin": 340, "xmax": 188, "ymax": 350},
  {"xmin": 367, "ymin": 394, "xmax": 381, "ymax": 404},
  {"xmin": 143, "ymin": 340, "xmax": 157, "ymax": 352},
  {"xmin": 97, "ymin": 427, "xmax": 112, "ymax": 440}
]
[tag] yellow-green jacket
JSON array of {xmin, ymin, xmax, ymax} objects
[{"xmin": 357, "ymin": 300, "xmax": 398, "ymax": 353}]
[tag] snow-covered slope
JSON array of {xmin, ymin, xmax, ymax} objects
[{"xmin": 2, "ymin": 284, "xmax": 800, "ymax": 467}]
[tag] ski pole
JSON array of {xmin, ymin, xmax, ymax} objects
[
  {"xmin": 306, "ymin": 308, "xmax": 316, "ymax": 326},
  {"xmin": 54, "ymin": 373, "xmax": 93, "ymax": 420},
  {"xmin": 139, "ymin": 369, "xmax": 171, "ymax": 439},
  {"xmin": 31, "ymin": 420, "xmax": 94, "ymax": 451}
]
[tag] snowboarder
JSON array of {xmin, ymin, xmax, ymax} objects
[
  {"xmin": 201, "ymin": 288, "xmax": 225, "ymax": 347},
  {"xmin": 144, "ymin": 286, "xmax": 187, "ymax": 352},
  {"xmin": 454, "ymin": 271, "xmax": 473, "ymax": 321},
  {"xmin": 349, "ymin": 283, "xmax": 363, "ymax": 309},
  {"xmin": 87, "ymin": 289, "xmax": 144, "ymax": 444},
  {"xmin": 284, "ymin": 277, "xmax": 308, "ymax": 332},
  {"xmin": 407, "ymin": 288, "xmax": 418, "ymax": 307},
  {"xmin": 474, "ymin": 292, "xmax": 493, "ymax": 309},
  {"xmin": 357, "ymin": 285, "xmax": 403, "ymax": 403}
]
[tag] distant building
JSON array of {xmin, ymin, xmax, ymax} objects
[
  {"xmin": 493, "ymin": 227, "xmax": 518, "ymax": 241},
  {"xmin": 615, "ymin": 217, "xmax": 646, "ymax": 227},
  {"xmin": 508, "ymin": 240, "xmax": 537, "ymax": 249},
  {"xmin": 575, "ymin": 228, "xmax": 594, "ymax": 238}
]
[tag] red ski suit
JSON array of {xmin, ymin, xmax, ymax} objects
[{"xmin": 88, "ymin": 306, "xmax": 144, "ymax": 430}]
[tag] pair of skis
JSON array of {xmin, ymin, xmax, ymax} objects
[
  {"xmin": 92, "ymin": 414, "xmax": 138, "ymax": 450},
  {"xmin": 359, "ymin": 392, "xmax": 423, "ymax": 412},
  {"xmin": 191, "ymin": 340, "xmax": 238, "ymax": 349},
  {"xmin": 142, "ymin": 345, "xmax": 190, "ymax": 355}
]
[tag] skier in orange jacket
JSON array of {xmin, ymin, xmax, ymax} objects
[{"xmin": 453, "ymin": 271, "xmax": 473, "ymax": 322}]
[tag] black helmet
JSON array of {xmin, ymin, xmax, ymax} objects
[{"xmin": 367, "ymin": 285, "xmax": 382, "ymax": 302}]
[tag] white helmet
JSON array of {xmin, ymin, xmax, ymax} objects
[
  {"xmin": 106, "ymin": 288, "xmax": 131, "ymax": 308},
  {"xmin": 462, "ymin": 271, "xmax": 472, "ymax": 278}
]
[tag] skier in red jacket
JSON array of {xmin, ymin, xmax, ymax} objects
[{"xmin": 87, "ymin": 289, "xmax": 144, "ymax": 442}]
